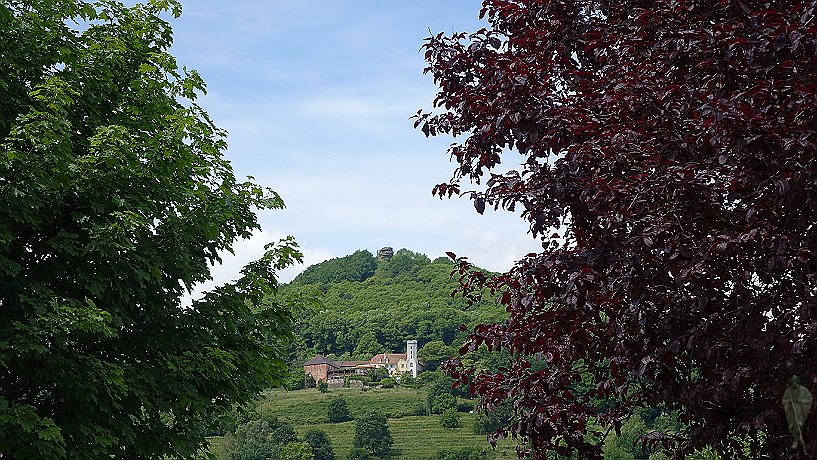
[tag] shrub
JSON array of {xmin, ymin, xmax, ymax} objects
[
  {"xmin": 435, "ymin": 447, "xmax": 483, "ymax": 460},
  {"xmin": 328, "ymin": 398, "xmax": 352, "ymax": 423},
  {"xmin": 349, "ymin": 374, "xmax": 370, "ymax": 383},
  {"xmin": 440, "ymin": 409, "xmax": 462, "ymax": 429},
  {"xmin": 284, "ymin": 367, "xmax": 307, "ymax": 391},
  {"xmin": 346, "ymin": 447, "xmax": 373, "ymax": 460},
  {"xmin": 280, "ymin": 441, "xmax": 314, "ymax": 460},
  {"xmin": 472, "ymin": 400, "xmax": 513, "ymax": 435},
  {"xmin": 353, "ymin": 411, "xmax": 393, "ymax": 457},
  {"xmin": 380, "ymin": 378, "xmax": 395, "ymax": 388},
  {"xmin": 304, "ymin": 428, "xmax": 335, "ymax": 460},
  {"xmin": 415, "ymin": 370, "xmax": 439, "ymax": 387},
  {"xmin": 398, "ymin": 372, "xmax": 415, "ymax": 388},
  {"xmin": 227, "ymin": 420, "xmax": 278, "ymax": 460},
  {"xmin": 259, "ymin": 416, "xmax": 298, "ymax": 447},
  {"xmin": 317, "ymin": 380, "xmax": 329, "ymax": 393},
  {"xmin": 457, "ymin": 400, "xmax": 475, "ymax": 413},
  {"xmin": 409, "ymin": 404, "xmax": 428, "ymax": 416},
  {"xmin": 430, "ymin": 393, "xmax": 457, "ymax": 414},
  {"xmin": 367, "ymin": 367, "xmax": 389, "ymax": 383}
]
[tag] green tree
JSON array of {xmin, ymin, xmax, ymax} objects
[
  {"xmin": 228, "ymin": 420, "xmax": 279, "ymax": 460},
  {"xmin": 472, "ymin": 399, "xmax": 513, "ymax": 435},
  {"xmin": 425, "ymin": 371, "xmax": 467, "ymax": 414},
  {"xmin": 419, "ymin": 340, "xmax": 456, "ymax": 371},
  {"xmin": 0, "ymin": 1, "xmax": 301, "ymax": 458},
  {"xmin": 430, "ymin": 393, "xmax": 457, "ymax": 415},
  {"xmin": 399, "ymin": 372, "xmax": 415, "ymax": 388},
  {"xmin": 303, "ymin": 428, "xmax": 335, "ymax": 460},
  {"xmin": 440, "ymin": 409, "xmax": 462, "ymax": 429},
  {"xmin": 280, "ymin": 442, "xmax": 315, "ymax": 460},
  {"xmin": 374, "ymin": 248, "xmax": 430, "ymax": 279},
  {"xmin": 366, "ymin": 367, "xmax": 389, "ymax": 383},
  {"xmin": 602, "ymin": 417, "xmax": 647, "ymax": 460},
  {"xmin": 262, "ymin": 417, "xmax": 298, "ymax": 448},
  {"xmin": 305, "ymin": 373, "xmax": 317, "ymax": 389},
  {"xmin": 293, "ymin": 250, "xmax": 377, "ymax": 287},
  {"xmin": 353, "ymin": 411, "xmax": 393, "ymax": 457},
  {"xmin": 346, "ymin": 448, "xmax": 373, "ymax": 460},
  {"xmin": 284, "ymin": 366, "xmax": 307, "ymax": 391},
  {"xmin": 327, "ymin": 397, "xmax": 351, "ymax": 423},
  {"xmin": 353, "ymin": 331, "xmax": 383, "ymax": 359},
  {"xmin": 317, "ymin": 380, "xmax": 329, "ymax": 393}
]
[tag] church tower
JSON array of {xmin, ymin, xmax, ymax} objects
[{"xmin": 406, "ymin": 339, "xmax": 418, "ymax": 378}]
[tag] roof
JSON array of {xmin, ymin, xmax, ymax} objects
[
  {"xmin": 370, "ymin": 353, "xmax": 407, "ymax": 364},
  {"xmin": 337, "ymin": 361, "xmax": 369, "ymax": 368},
  {"xmin": 303, "ymin": 355, "xmax": 339, "ymax": 368}
]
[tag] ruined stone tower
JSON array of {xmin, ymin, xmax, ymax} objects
[{"xmin": 377, "ymin": 247, "xmax": 394, "ymax": 261}]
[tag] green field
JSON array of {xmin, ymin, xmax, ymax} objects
[{"xmin": 209, "ymin": 387, "xmax": 521, "ymax": 459}]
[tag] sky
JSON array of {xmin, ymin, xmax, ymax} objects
[{"xmin": 168, "ymin": 1, "xmax": 543, "ymax": 295}]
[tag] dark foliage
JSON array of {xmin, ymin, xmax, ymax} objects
[
  {"xmin": 227, "ymin": 421, "xmax": 273, "ymax": 460},
  {"xmin": 434, "ymin": 447, "xmax": 483, "ymax": 460},
  {"xmin": 440, "ymin": 409, "xmax": 462, "ymax": 429},
  {"xmin": 353, "ymin": 411, "xmax": 393, "ymax": 457},
  {"xmin": 258, "ymin": 416, "xmax": 298, "ymax": 448},
  {"xmin": 472, "ymin": 400, "xmax": 513, "ymax": 436},
  {"xmin": 417, "ymin": 1, "xmax": 817, "ymax": 458},
  {"xmin": 328, "ymin": 397, "xmax": 352, "ymax": 423},
  {"xmin": 374, "ymin": 248, "xmax": 431, "ymax": 279},
  {"xmin": 288, "ymin": 250, "xmax": 501, "ymax": 360},
  {"xmin": 304, "ymin": 428, "xmax": 336, "ymax": 460},
  {"xmin": 292, "ymin": 250, "xmax": 377, "ymax": 287}
]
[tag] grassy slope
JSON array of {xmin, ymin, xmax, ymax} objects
[{"xmin": 210, "ymin": 387, "xmax": 520, "ymax": 459}]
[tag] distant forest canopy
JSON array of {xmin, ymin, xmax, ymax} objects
[{"xmin": 282, "ymin": 248, "xmax": 504, "ymax": 366}]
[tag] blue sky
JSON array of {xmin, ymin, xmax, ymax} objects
[{"xmin": 169, "ymin": 1, "xmax": 543, "ymax": 292}]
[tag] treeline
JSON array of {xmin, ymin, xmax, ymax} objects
[{"xmin": 282, "ymin": 248, "xmax": 503, "ymax": 366}]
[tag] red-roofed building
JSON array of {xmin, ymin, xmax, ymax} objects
[
  {"xmin": 304, "ymin": 340, "xmax": 422, "ymax": 383},
  {"xmin": 370, "ymin": 353, "xmax": 407, "ymax": 376},
  {"xmin": 302, "ymin": 355, "xmax": 337, "ymax": 382},
  {"xmin": 303, "ymin": 355, "xmax": 369, "ymax": 383}
]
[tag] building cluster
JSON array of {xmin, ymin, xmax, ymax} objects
[{"xmin": 304, "ymin": 339, "xmax": 420, "ymax": 384}]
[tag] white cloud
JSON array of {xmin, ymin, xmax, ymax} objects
[{"xmin": 277, "ymin": 245, "xmax": 335, "ymax": 283}]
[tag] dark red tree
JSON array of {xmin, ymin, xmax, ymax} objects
[{"xmin": 416, "ymin": 1, "xmax": 817, "ymax": 458}]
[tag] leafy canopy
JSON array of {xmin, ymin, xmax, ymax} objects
[
  {"xmin": 417, "ymin": 1, "xmax": 817, "ymax": 458},
  {"xmin": 353, "ymin": 411, "xmax": 393, "ymax": 457},
  {"xmin": 327, "ymin": 398, "xmax": 352, "ymax": 423},
  {"xmin": 292, "ymin": 250, "xmax": 377, "ymax": 288},
  {"xmin": 288, "ymin": 249, "xmax": 502, "ymax": 362},
  {"xmin": 303, "ymin": 428, "xmax": 336, "ymax": 460},
  {"xmin": 0, "ymin": 0, "xmax": 300, "ymax": 458}
]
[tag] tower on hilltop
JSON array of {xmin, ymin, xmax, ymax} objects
[{"xmin": 377, "ymin": 247, "xmax": 394, "ymax": 261}]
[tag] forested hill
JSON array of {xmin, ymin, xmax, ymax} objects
[{"xmin": 282, "ymin": 248, "xmax": 503, "ymax": 366}]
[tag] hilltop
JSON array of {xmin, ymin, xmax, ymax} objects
[{"xmin": 282, "ymin": 248, "xmax": 504, "ymax": 368}]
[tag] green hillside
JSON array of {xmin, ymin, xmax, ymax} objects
[
  {"xmin": 284, "ymin": 248, "xmax": 504, "ymax": 365},
  {"xmin": 209, "ymin": 388, "xmax": 520, "ymax": 460},
  {"xmin": 207, "ymin": 249, "xmax": 522, "ymax": 459}
]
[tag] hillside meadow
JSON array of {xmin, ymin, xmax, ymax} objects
[{"xmin": 208, "ymin": 387, "xmax": 520, "ymax": 459}]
